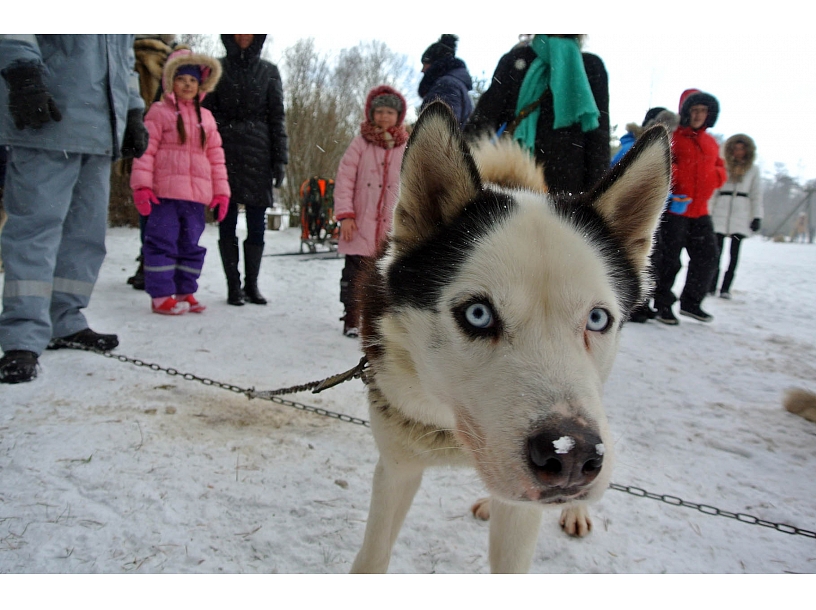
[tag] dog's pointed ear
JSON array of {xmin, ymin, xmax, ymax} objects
[
  {"xmin": 391, "ymin": 101, "xmax": 482, "ymax": 251},
  {"xmin": 589, "ymin": 126, "xmax": 672, "ymax": 272}
]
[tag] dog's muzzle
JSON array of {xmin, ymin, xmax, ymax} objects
[{"xmin": 526, "ymin": 418, "xmax": 604, "ymax": 502}]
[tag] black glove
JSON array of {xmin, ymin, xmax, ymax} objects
[
  {"xmin": 121, "ymin": 108, "xmax": 149, "ymax": 159},
  {"xmin": 272, "ymin": 163, "xmax": 285, "ymax": 188},
  {"xmin": 750, "ymin": 218, "xmax": 761, "ymax": 232},
  {"xmin": 1, "ymin": 61, "xmax": 62, "ymax": 130}
]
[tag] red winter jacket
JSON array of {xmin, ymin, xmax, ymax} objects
[
  {"xmin": 670, "ymin": 125, "xmax": 726, "ymax": 218},
  {"xmin": 670, "ymin": 88, "xmax": 726, "ymax": 218}
]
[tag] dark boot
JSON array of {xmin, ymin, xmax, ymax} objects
[
  {"xmin": 219, "ymin": 239, "xmax": 244, "ymax": 306},
  {"xmin": 0, "ymin": 350, "xmax": 39, "ymax": 384},
  {"xmin": 127, "ymin": 254, "xmax": 145, "ymax": 290},
  {"xmin": 341, "ymin": 307, "xmax": 359, "ymax": 338},
  {"xmin": 243, "ymin": 242, "xmax": 267, "ymax": 305}
]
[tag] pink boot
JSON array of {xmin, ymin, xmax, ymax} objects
[
  {"xmin": 177, "ymin": 294, "xmax": 206, "ymax": 313},
  {"xmin": 151, "ymin": 296, "xmax": 189, "ymax": 315}
]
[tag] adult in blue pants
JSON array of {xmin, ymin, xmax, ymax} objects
[{"xmin": 0, "ymin": 35, "xmax": 148, "ymax": 384}]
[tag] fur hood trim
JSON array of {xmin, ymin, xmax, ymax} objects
[
  {"xmin": 724, "ymin": 133, "xmax": 756, "ymax": 174},
  {"xmin": 162, "ymin": 49, "xmax": 222, "ymax": 96},
  {"xmin": 365, "ymin": 85, "xmax": 408, "ymax": 126},
  {"xmin": 135, "ymin": 38, "xmax": 179, "ymax": 82},
  {"xmin": 678, "ymin": 88, "xmax": 719, "ymax": 129}
]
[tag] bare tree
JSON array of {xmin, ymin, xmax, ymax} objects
[{"xmin": 278, "ymin": 38, "xmax": 417, "ymax": 223}]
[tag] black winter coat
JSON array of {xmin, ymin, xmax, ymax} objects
[
  {"xmin": 418, "ymin": 57, "xmax": 473, "ymax": 128},
  {"xmin": 464, "ymin": 44, "xmax": 610, "ymax": 195},
  {"xmin": 203, "ymin": 35, "xmax": 288, "ymax": 208}
]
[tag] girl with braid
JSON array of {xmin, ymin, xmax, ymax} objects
[{"xmin": 130, "ymin": 49, "xmax": 230, "ymax": 315}]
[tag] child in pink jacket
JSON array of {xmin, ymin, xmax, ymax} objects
[
  {"xmin": 130, "ymin": 49, "xmax": 230, "ymax": 315},
  {"xmin": 334, "ymin": 85, "xmax": 409, "ymax": 337}
]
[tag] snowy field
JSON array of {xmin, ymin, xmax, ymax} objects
[{"xmin": 1, "ymin": 223, "xmax": 816, "ymax": 588}]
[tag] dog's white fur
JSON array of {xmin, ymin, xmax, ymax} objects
[{"xmin": 351, "ymin": 103, "xmax": 671, "ymax": 573}]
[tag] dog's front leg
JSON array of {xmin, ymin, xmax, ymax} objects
[
  {"xmin": 488, "ymin": 497, "xmax": 544, "ymax": 573},
  {"xmin": 350, "ymin": 456, "xmax": 424, "ymax": 573}
]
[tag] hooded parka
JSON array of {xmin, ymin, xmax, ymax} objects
[
  {"xmin": 202, "ymin": 35, "xmax": 287, "ymax": 209},
  {"xmin": 670, "ymin": 89, "xmax": 727, "ymax": 218},
  {"xmin": 709, "ymin": 134, "xmax": 763, "ymax": 236},
  {"xmin": 334, "ymin": 86, "xmax": 408, "ymax": 257}
]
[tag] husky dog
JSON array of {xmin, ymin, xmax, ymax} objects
[{"xmin": 351, "ymin": 102, "xmax": 671, "ymax": 573}]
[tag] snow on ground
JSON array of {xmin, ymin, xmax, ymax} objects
[{"xmin": 1, "ymin": 223, "xmax": 816, "ymax": 578}]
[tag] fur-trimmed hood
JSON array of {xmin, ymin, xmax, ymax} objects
[
  {"xmin": 364, "ymin": 85, "xmax": 408, "ymax": 126},
  {"xmin": 724, "ymin": 133, "xmax": 756, "ymax": 176},
  {"xmin": 678, "ymin": 88, "xmax": 719, "ymax": 129},
  {"xmin": 162, "ymin": 49, "xmax": 222, "ymax": 97}
]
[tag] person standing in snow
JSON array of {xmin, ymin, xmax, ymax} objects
[
  {"xmin": 334, "ymin": 85, "xmax": 409, "ymax": 338},
  {"xmin": 418, "ymin": 34, "xmax": 474, "ymax": 129},
  {"xmin": 202, "ymin": 35, "xmax": 288, "ymax": 307},
  {"xmin": 708, "ymin": 133, "xmax": 763, "ymax": 299},
  {"xmin": 130, "ymin": 49, "xmax": 229, "ymax": 316},
  {"xmin": 611, "ymin": 107, "xmax": 680, "ymax": 323},
  {"xmin": 464, "ymin": 34, "xmax": 610, "ymax": 196},
  {"xmin": 653, "ymin": 88, "xmax": 726, "ymax": 325},
  {"xmin": 0, "ymin": 35, "xmax": 147, "ymax": 384}
]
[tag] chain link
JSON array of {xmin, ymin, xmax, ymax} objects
[
  {"xmin": 73, "ymin": 345, "xmax": 815, "ymax": 540},
  {"xmin": 609, "ymin": 483, "xmax": 816, "ymax": 539},
  {"xmin": 96, "ymin": 349, "xmax": 370, "ymax": 427}
]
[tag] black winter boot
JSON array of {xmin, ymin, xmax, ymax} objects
[
  {"xmin": 219, "ymin": 239, "xmax": 244, "ymax": 306},
  {"xmin": 126, "ymin": 254, "xmax": 145, "ymax": 290},
  {"xmin": 243, "ymin": 242, "xmax": 267, "ymax": 305},
  {"xmin": 0, "ymin": 350, "xmax": 39, "ymax": 384}
]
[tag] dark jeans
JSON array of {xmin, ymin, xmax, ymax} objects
[
  {"xmin": 711, "ymin": 233, "xmax": 744, "ymax": 294},
  {"xmin": 340, "ymin": 254, "xmax": 368, "ymax": 312},
  {"xmin": 653, "ymin": 214, "xmax": 718, "ymax": 310},
  {"xmin": 219, "ymin": 202, "xmax": 267, "ymax": 246}
]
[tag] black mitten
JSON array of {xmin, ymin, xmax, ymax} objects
[
  {"xmin": 750, "ymin": 218, "xmax": 761, "ymax": 232},
  {"xmin": 1, "ymin": 61, "xmax": 62, "ymax": 130},
  {"xmin": 272, "ymin": 163, "xmax": 286, "ymax": 188},
  {"xmin": 121, "ymin": 108, "xmax": 149, "ymax": 159}
]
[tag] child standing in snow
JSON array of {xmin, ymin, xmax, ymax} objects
[
  {"xmin": 334, "ymin": 85, "xmax": 409, "ymax": 337},
  {"xmin": 130, "ymin": 49, "xmax": 230, "ymax": 315}
]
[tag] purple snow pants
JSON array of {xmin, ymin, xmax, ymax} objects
[{"xmin": 143, "ymin": 198, "xmax": 207, "ymax": 299}]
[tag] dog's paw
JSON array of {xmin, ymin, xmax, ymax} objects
[
  {"xmin": 470, "ymin": 497, "xmax": 491, "ymax": 521},
  {"xmin": 559, "ymin": 504, "xmax": 592, "ymax": 537}
]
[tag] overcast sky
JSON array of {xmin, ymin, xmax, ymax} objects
[{"xmin": 12, "ymin": 2, "xmax": 816, "ymax": 183}]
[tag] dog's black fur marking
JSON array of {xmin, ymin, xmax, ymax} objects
[{"xmin": 387, "ymin": 189, "xmax": 518, "ymax": 310}]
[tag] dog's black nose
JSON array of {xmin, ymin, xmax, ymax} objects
[{"xmin": 527, "ymin": 424, "xmax": 604, "ymax": 488}]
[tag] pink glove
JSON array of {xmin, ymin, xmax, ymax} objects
[
  {"xmin": 209, "ymin": 195, "xmax": 230, "ymax": 223},
  {"xmin": 133, "ymin": 188, "xmax": 159, "ymax": 216}
]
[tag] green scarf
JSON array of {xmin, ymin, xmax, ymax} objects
[{"xmin": 513, "ymin": 35, "xmax": 600, "ymax": 152}]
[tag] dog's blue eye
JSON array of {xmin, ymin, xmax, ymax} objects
[
  {"xmin": 464, "ymin": 303, "xmax": 494, "ymax": 329},
  {"xmin": 586, "ymin": 308, "xmax": 610, "ymax": 332}
]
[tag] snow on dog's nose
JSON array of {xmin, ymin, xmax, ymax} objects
[{"xmin": 526, "ymin": 419, "xmax": 604, "ymax": 495}]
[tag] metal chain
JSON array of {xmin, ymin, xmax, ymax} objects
[
  {"xmin": 89, "ymin": 347, "xmax": 371, "ymax": 427},
  {"xmin": 73, "ymin": 344, "xmax": 815, "ymax": 540},
  {"xmin": 609, "ymin": 484, "xmax": 816, "ymax": 540}
]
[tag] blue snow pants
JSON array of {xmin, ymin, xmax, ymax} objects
[
  {"xmin": 0, "ymin": 146, "xmax": 111, "ymax": 355},
  {"xmin": 142, "ymin": 198, "xmax": 206, "ymax": 299}
]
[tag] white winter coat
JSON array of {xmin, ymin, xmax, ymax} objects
[{"xmin": 709, "ymin": 164, "xmax": 763, "ymax": 236}]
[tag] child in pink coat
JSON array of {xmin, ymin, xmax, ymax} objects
[
  {"xmin": 334, "ymin": 85, "xmax": 409, "ymax": 337},
  {"xmin": 130, "ymin": 49, "xmax": 230, "ymax": 315}
]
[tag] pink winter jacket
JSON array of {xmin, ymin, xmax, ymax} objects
[
  {"xmin": 131, "ymin": 93, "xmax": 230, "ymax": 205},
  {"xmin": 334, "ymin": 135, "xmax": 406, "ymax": 256}
]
